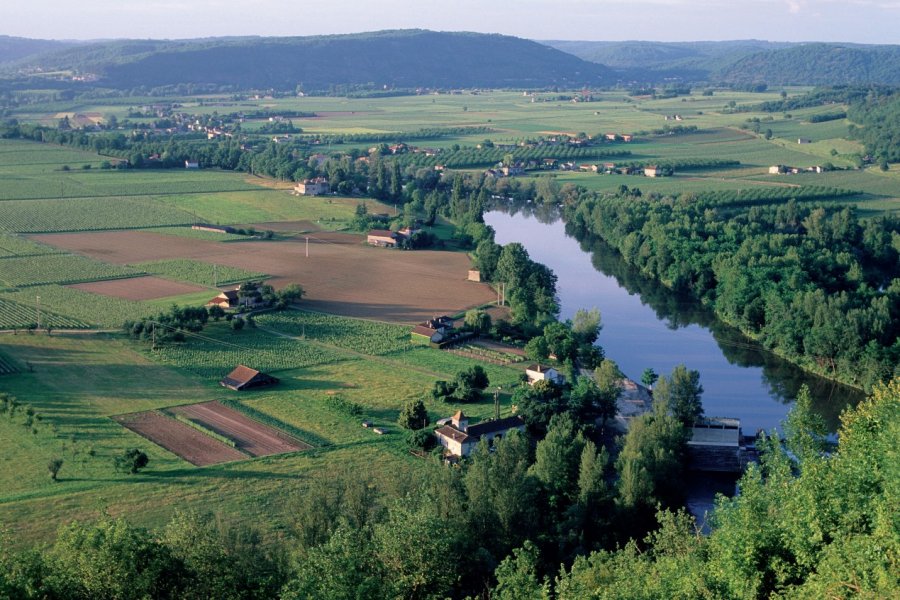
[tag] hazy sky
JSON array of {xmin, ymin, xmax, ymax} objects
[{"xmin": 2, "ymin": 0, "xmax": 898, "ymax": 43}]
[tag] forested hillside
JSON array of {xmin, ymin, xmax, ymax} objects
[
  {"xmin": 0, "ymin": 35, "xmax": 75, "ymax": 65},
  {"xmin": 545, "ymin": 39, "xmax": 793, "ymax": 81},
  {"xmin": 6, "ymin": 30, "xmax": 614, "ymax": 91},
  {"xmin": 546, "ymin": 39, "xmax": 900, "ymax": 86},
  {"xmin": 718, "ymin": 43, "xmax": 900, "ymax": 86}
]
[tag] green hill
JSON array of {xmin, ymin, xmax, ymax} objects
[
  {"xmin": 11, "ymin": 30, "xmax": 614, "ymax": 90},
  {"xmin": 0, "ymin": 35, "xmax": 76, "ymax": 65},
  {"xmin": 717, "ymin": 43, "xmax": 900, "ymax": 86}
]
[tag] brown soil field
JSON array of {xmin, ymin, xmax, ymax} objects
[
  {"xmin": 69, "ymin": 276, "xmax": 208, "ymax": 301},
  {"xmin": 33, "ymin": 231, "xmax": 496, "ymax": 323},
  {"xmin": 113, "ymin": 411, "xmax": 246, "ymax": 466},
  {"xmin": 168, "ymin": 401, "xmax": 310, "ymax": 456}
]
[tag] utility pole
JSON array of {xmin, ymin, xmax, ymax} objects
[
  {"xmin": 494, "ymin": 386, "xmax": 502, "ymax": 420},
  {"xmin": 305, "ymin": 236, "xmax": 309, "ymax": 257},
  {"xmin": 35, "ymin": 295, "xmax": 41, "ymax": 331}
]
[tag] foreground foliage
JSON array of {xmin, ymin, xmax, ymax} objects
[{"xmin": 0, "ymin": 378, "xmax": 895, "ymax": 599}]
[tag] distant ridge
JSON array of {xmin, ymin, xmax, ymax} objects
[
  {"xmin": 6, "ymin": 30, "xmax": 615, "ymax": 90},
  {"xmin": 0, "ymin": 35, "xmax": 77, "ymax": 65},
  {"xmin": 717, "ymin": 43, "xmax": 900, "ymax": 86},
  {"xmin": 545, "ymin": 39, "xmax": 900, "ymax": 85}
]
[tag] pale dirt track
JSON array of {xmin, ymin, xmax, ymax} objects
[
  {"xmin": 168, "ymin": 401, "xmax": 309, "ymax": 456},
  {"xmin": 33, "ymin": 230, "xmax": 496, "ymax": 324},
  {"xmin": 113, "ymin": 410, "xmax": 246, "ymax": 466}
]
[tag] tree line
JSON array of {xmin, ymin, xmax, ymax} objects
[
  {"xmin": 563, "ymin": 189, "xmax": 900, "ymax": 390},
  {"xmin": 1, "ymin": 378, "xmax": 895, "ymax": 599}
]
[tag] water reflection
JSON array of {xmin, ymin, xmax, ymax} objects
[{"xmin": 485, "ymin": 203, "xmax": 862, "ymax": 432}]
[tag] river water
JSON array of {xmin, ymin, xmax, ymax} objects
[{"xmin": 485, "ymin": 207, "xmax": 863, "ymax": 434}]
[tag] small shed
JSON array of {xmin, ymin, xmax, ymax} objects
[
  {"xmin": 220, "ymin": 365, "xmax": 279, "ymax": 391},
  {"xmin": 467, "ymin": 269, "xmax": 482, "ymax": 282}
]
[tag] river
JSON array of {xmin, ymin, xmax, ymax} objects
[{"xmin": 485, "ymin": 207, "xmax": 863, "ymax": 434}]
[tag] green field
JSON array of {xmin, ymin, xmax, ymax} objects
[
  {"xmin": 0, "ymin": 254, "xmax": 141, "ymax": 288},
  {"xmin": 134, "ymin": 259, "xmax": 267, "ymax": 286}
]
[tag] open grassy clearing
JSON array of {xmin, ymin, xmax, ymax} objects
[
  {"xmin": 255, "ymin": 310, "xmax": 413, "ymax": 356},
  {"xmin": 133, "ymin": 259, "xmax": 267, "ymax": 287},
  {"xmin": 153, "ymin": 189, "xmax": 388, "ymax": 230},
  {"xmin": 144, "ymin": 323, "xmax": 351, "ymax": 379}
]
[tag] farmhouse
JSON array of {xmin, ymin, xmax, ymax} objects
[
  {"xmin": 525, "ymin": 364, "xmax": 564, "ymax": 386},
  {"xmin": 769, "ymin": 165, "xmax": 788, "ymax": 174},
  {"xmin": 367, "ymin": 229, "xmax": 401, "ymax": 247},
  {"xmin": 294, "ymin": 177, "xmax": 331, "ymax": 196},
  {"xmin": 220, "ymin": 365, "xmax": 279, "ymax": 391},
  {"xmin": 644, "ymin": 165, "xmax": 661, "ymax": 177},
  {"xmin": 433, "ymin": 411, "xmax": 527, "ymax": 457},
  {"xmin": 205, "ymin": 289, "xmax": 240, "ymax": 309},
  {"xmin": 411, "ymin": 315, "xmax": 454, "ymax": 343}
]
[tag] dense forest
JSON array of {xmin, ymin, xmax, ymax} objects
[
  {"xmin": 1, "ymin": 378, "xmax": 895, "ymax": 599},
  {"xmin": 563, "ymin": 189, "xmax": 900, "ymax": 390},
  {"xmin": 717, "ymin": 44, "xmax": 900, "ymax": 87}
]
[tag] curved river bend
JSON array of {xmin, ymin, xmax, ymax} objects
[{"xmin": 485, "ymin": 208, "xmax": 862, "ymax": 434}]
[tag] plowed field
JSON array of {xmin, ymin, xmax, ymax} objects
[
  {"xmin": 168, "ymin": 401, "xmax": 309, "ymax": 456},
  {"xmin": 113, "ymin": 410, "xmax": 245, "ymax": 466}
]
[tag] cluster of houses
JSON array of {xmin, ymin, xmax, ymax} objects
[
  {"xmin": 769, "ymin": 164, "xmax": 825, "ymax": 175},
  {"xmin": 486, "ymin": 160, "xmax": 667, "ymax": 178},
  {"xmin": 663, "ymin": 115, "xmax": 685, "ymax": 121}
]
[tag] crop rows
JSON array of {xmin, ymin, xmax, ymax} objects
[
  {"xmin": 145, "ymin": 226, "xmax": 248, "ymax": 242},
  {"xmin": 457, "ymin": 344, "xmax": 525, "ymax": 363},
  {"xmin": 695, "ymin": 185, "xmax": 858, "ymax": 208},
  {"xmin": 255, "ymin": 310, "xmax": 413, "ymax": 356},
  {"xmin": 134, "ymin": 259, "xmax": 266, "ymax": 287},
  {"xmin": 0, "ymin": 197, "xmax": 197, "ymax": 233},
  {"xmin": 394, "ymin": 145, "xmax": 630, "ymax": 169},
  {"xmin": 0, "ymin": 234, "xmax": 63, "ymax": 258},
  {"xmin": 0, "ymin": 171, "xmax": 260, "ymax": 202},
  {"xmin": 0, "ymin": 254, "xmax": 142, "ymax": 288},
  {"xmin": 149, "ymin": 327, "xmax": 348, "ymax": 378},
  {"xmin": 0, "ymin": 352, "xmax": 20, "ymax": 375},
  {"xmin": 0, "ymin": 298, "xmax": 89, "ymax": 329},
  {"xmin": 0, "ymin": 284, "xmax": 161, "ymax": 328}
]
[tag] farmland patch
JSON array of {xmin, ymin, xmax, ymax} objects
[
  {"xmin": 69, "ymin": 276, "xmax": 208, "ymax": 301},
  {"xmin": 113, "ymin": 410, "xmax": 246, "ymax": 466},
  {"xmin": 0, "ymin": 197, "xmax": 195, "ymax": 233},
  {"xmin": 0, "ymin": 254, "xmax": 141, "ymax": 288},
  {"xmin": 134, "ymin": 259, "xmax": 267, "ymax": 287},
  {"xmin": 167, "ymin": 401, "xmax": 311, "ymax": 456}
]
